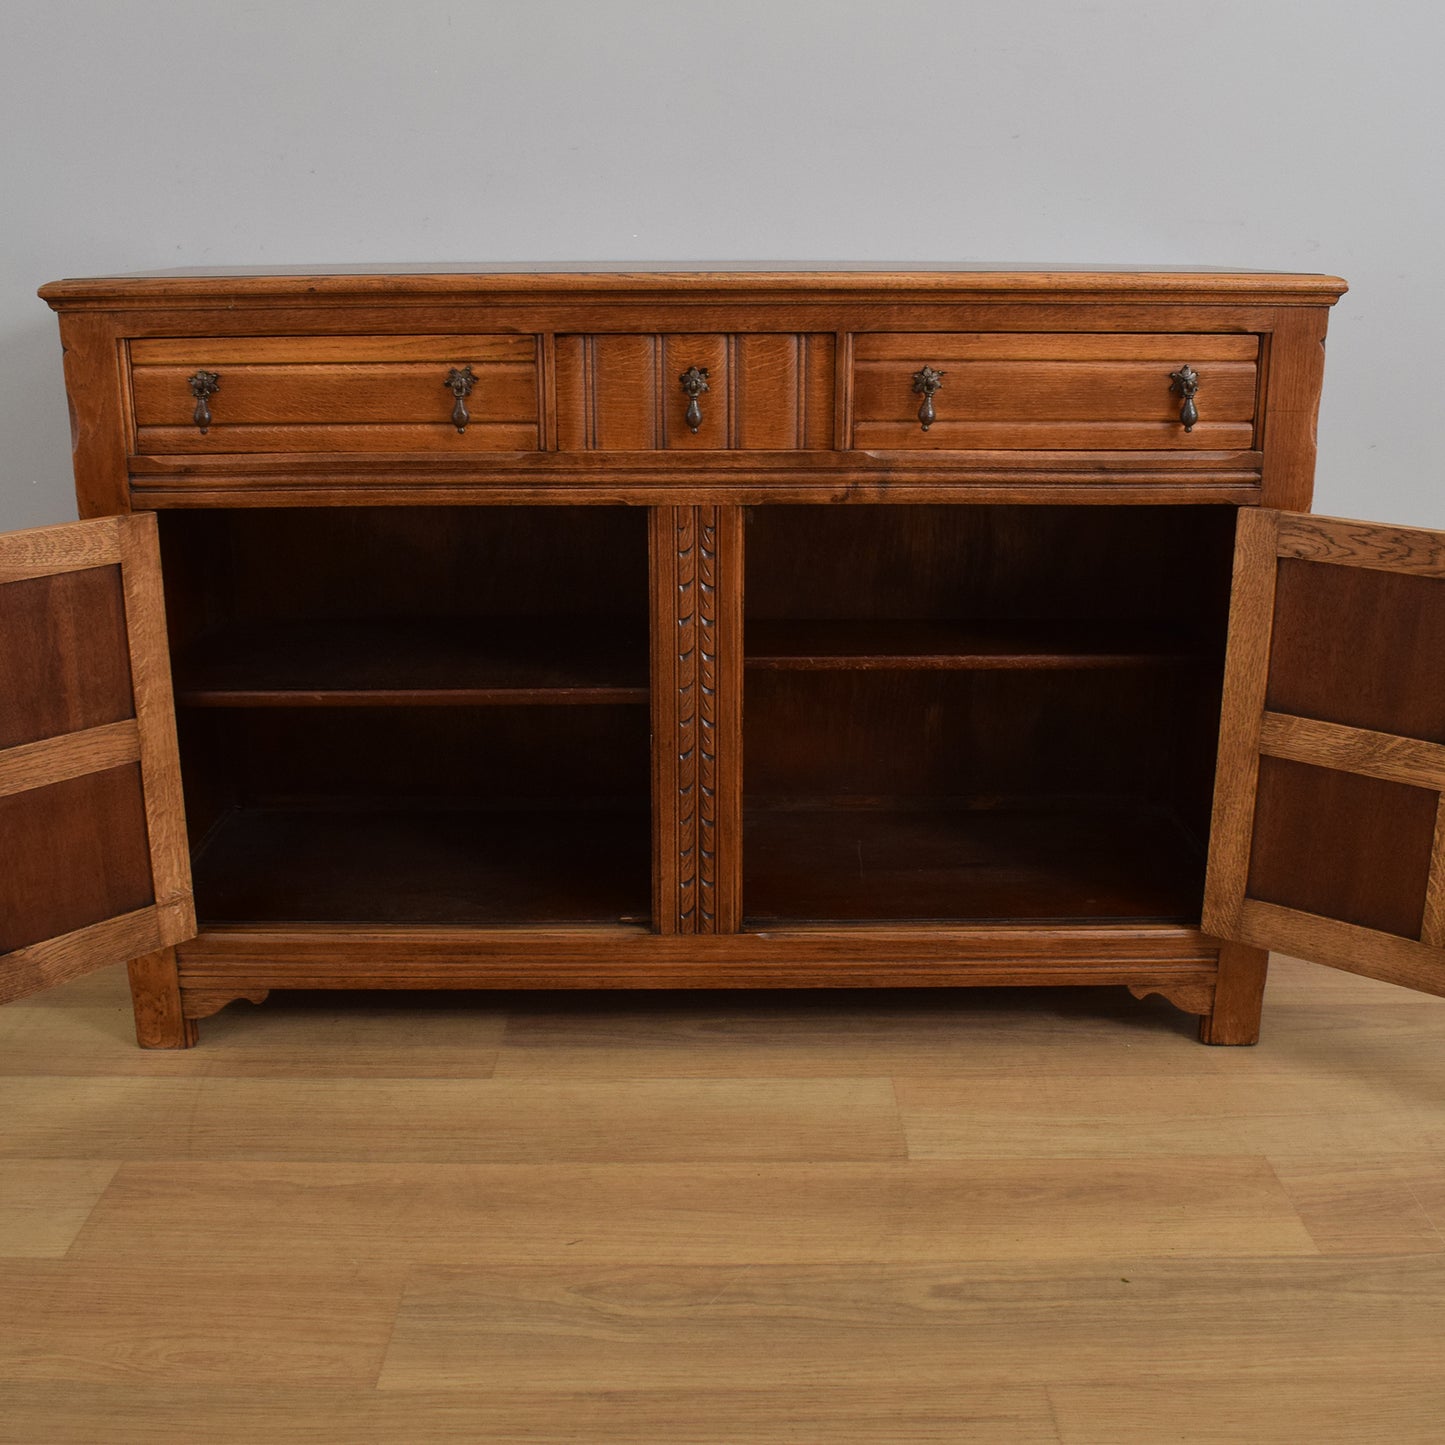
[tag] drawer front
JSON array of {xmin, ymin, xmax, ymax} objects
[
  {"xmin": 556, "ymin": 334, "xmax": 836, "ymax": 450},
  {"xmin": 851, "ymin": 334, "xmax": 1258, "ymax": 450},
  {"xmin": 129, "ymin": 336, "xmax": 541, "ymax": 453}
]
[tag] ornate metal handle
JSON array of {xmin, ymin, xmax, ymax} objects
[
  {"xmin": 444, "ymin": 366, "xmax": 476, "ymax": 433},
  {"xmin": 188, "ymin": 370, "xmax": 220, "ymax": 435},
  {"xmin": 1169, "ymin": 364, "xmax": 1200, "ymax": 433},
  {"xmin": 912, "ymin": 366, "xmax": 944, "ymax": 431},
  {"xmin": 679, "ymin": 365, "xmax": 710, "ymax": 434}
]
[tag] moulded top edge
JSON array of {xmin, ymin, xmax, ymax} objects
[{"xmin": 38, "ymin": 264, "xmax": 1350, "ymax": 307}]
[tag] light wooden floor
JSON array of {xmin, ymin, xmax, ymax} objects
[{"xmin": 1, "ymin": 957, "xmax": 1443, "ymax": 1443}]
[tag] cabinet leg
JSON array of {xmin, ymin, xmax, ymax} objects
[
  {"xmin": 127, "ymin": 948, "xmax": 198, "ymax": 1049},
  {"xmin": 1199, "ymin": 942, "xmax": 1268, "ymax": 1046}
]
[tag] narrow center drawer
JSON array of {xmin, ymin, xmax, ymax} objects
[
  {"xmin": 556, "ymin": 334, "xmax": 836, "ymax": 450},
  {"xmin": 851, "ymin": 333, "xmax": 1259, "ymax": 450},
  {"xmin": 129, "ymin": 336, "xmax": 541, "ymax": 453}
]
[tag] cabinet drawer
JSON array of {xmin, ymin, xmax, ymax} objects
[
  {"xmin": 851, "ymin": 334, "xmax": 1258, "ymax": 450},
  {"xmin": 556, "ymin": 334, "xmax": 836, "ymax": 450},
  {"xmin": 129, "ymin": 336, "xmax": 541, "ymax": 453}
]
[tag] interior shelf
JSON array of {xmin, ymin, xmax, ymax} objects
[
  {"xmin": 743, "ymin": 803, "xmax": 1205, "ymax": 925},
  {"xmin": 191, "ymin": 804, "xmax": 652, "ymax": 926},
  {"xmin": 745, "ymin": 618, "xmax": 1217, "ymax": 671},
  {"xmin": 173, "ymin": 618, "xmax": 649, "ymax": 707}
]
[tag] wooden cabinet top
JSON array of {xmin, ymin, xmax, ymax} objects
[{"xmin": 39, "ymin": 265, "xmax": 1349, "ymax": 309}]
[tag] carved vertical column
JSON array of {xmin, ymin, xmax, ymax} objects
[{"xmin": 651, "ymin": 506, "xmax": 744, "ymax": 933}]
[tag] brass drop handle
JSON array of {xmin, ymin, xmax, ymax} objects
[
  {"xmin": 912, "ymin": 366, "xmax": 944, "ymax": 431},
  {"xmin": 188, "ymin": 370, "xmax": 220, "ymax": 434},
  {"xmin": 679, "ymin": 365, "xmax": 709, "ymax": 434},
  {"xmin": 1170, "ymin": 364, "xmax": 1200, "ymax": 433},
  {"xmin": 444, "ymin": 366, "xmax": 476, "ymax": 433}
]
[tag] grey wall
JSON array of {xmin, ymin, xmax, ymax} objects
[{"xmin": 3, "ymin": 0, "xmax": 1440, "ymax": 529}]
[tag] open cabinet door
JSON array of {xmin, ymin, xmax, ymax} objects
[
  {"xmin": 1204, "ymin": 509, "xmax": 1445, "ymax": 995},
  {"xmin": 0, "ymin": 513, "xmax": 194, "ymax": 1004}
]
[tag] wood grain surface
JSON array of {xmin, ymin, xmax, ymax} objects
[
  {"xmin": 29, "ymin": 269, "xmax": 1367, "ymax": 1070},
  {"xmin": 0, "ymin": 515, "xmax": 198, "ymax": 1010},
  {"xmin": 42, "ymin": 269, "xmax": 1343, "ymax": 513},
  {"xmin": 0, "ymin": 955, "xmax": 1441, "ymax": 1443},
  {"xmin": 1205, "ymin": 503, "xmax": 1445, "ymax": 1005}
]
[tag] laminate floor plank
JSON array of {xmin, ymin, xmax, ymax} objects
[
  {"xmin": 66, "ymin": 1158, "xmax": 1315, "ymax": 1266},
  {"xmin": 1, "ymin": 953, "xmax": 1442, "ymax": 1443},
  {"xmin": 0, "ymin": 1383, "xmax": 1061, "ymax": 1445},
  {"xmin": 1050, "ymin": 1378, "xmax": 1445, "ymax": 1445},
  {"xmin": 1268, "ymin": 1155, "xmax": 1445, "ymax": 1255},
  {"xmin": 3, "ymin": 960, "xmax": 131, "ymax": 1008},
  {"xmin": 896, "ymin": 1072, "xmax": 1442, "ymax": 1158},
  {"xmin": 0, "ymin": 995, "xmax": 507, "ymax": 1079},
  {"xmin": 0, "ymin": 1078, "xmax": 206, "ymax": 1157},
  {"xmin": 378, "ymin": 1255, "xmax": 1445, "ymax": 1391},
  {"xmin": 1208, "ymin": 999, "xmax": 1445, "ymax": 1088},
  {"xmin": 0, "ymin": 1160, "xmax": 118, "ymax": 1258},
  {"xmin": 0, "ymin": 1262, "xmax": 404, "ymax": 1384},
  {"xmin": 0, "ymin": 1076, "xmax": 903, "ymax": 1162},
  {"xmin": 493, "ymin": 986, "xmax": 1227, "ymax": 1080},
  {"xmin": 1396, "ymin": 1155, "xmax": 1445, "ymax": 1234},
  {"xmin": 1263, "ymin": 952, "xmax": 1432, "ymax": 1001}
]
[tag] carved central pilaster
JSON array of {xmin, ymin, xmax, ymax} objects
[{"xmin": 653, "ymin": 506, "xmax": 742, "ymax": 934}]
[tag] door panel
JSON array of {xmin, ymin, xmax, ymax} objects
[
  {"xmin": 1204, "ymin": 508, "xmax": 1445, "ymax": 995},
  {"xmin": 1246, "ymin": 756, "xmax": 1435, "ymax": 938},
  {"xmin": 0, "ymin": 514, "xmax": 194, "ymax": 1003},
  {"xmin": 1267, "ymin": 559, "xmax": 1445, "ymax": 741},
  {"xmin": 0, "ymin": 565, "xmax": 134, "ymax": 747},
  {"xmin": 0, "ymin": 765, "xmax": 155, "ymax": 953}
]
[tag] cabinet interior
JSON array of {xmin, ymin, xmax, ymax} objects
[
  {"xmin": 158, "ymin": 501, "xmax": 1239, "ymax": 934},
  {"xmin": 158, "ymin": 506, "xmax": 652, "ymax": 927},
  {"xmin": 742, "ymin": 504, "xmax": 1238, "ymax": 924}
]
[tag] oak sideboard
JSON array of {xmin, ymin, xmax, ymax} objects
[{"xmin": 6, "ymin": 264, "xmax": 1443, "ymax": 1049}]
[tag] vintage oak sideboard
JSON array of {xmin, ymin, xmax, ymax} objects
[{"xmin": 6, "ymin": 265, "xmax": 1444, "ymax": 1049}]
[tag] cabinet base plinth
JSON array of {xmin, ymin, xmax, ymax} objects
[
  {"xmin": 184, "ymin": 988, "xmax": 271, "ymax": 1022},
  {"xmin": 170, "ymin": 924, "xmax": 1226, "ymax": 1037}
]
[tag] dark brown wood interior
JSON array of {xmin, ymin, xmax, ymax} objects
[
  {"xmin": 191, "ymin": 807, "xmax": 649, "ymax": 927},
  {"xmin": 1267, "ymin": 558, "xmax": 1445, "ymax": 743},
  {"xmin": 744, "ymin": 807, "xmax": 1207, "ymax": 924},
  {"xmin": 745, "ymin": 670, "xmax": 1220, "ymax": 809},
  {"xmin": 745, "ymin": 505, "xmax": 1238, "ymax": 623},
  {"xmin": 0, "ymin": 566, "xmax": 134, "ymax": 750},
  {"xmin": 170, "ymin": 618, "xmax": 647, "ymax": 706},
  {"xmin": 0, "ymin": 764, "xmax": 155, "ymax": 954},
  {"xmin": 159, "ymin": 508, "xmax": 652, "ymax": 927},
  {"xmin": 742, "ymin": 505, "xmax": 1235, "ymax": 923},
  {"xmin": 186, "ymin": 705, "xmax": 649, "ymax": 808},
  {"xmin": 179, "ymin": 706, "xmax": 652, "ymax": 927},
  {"xmin": 158, "ymin": 505, "xmax": 647, "ymax": 625}
]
